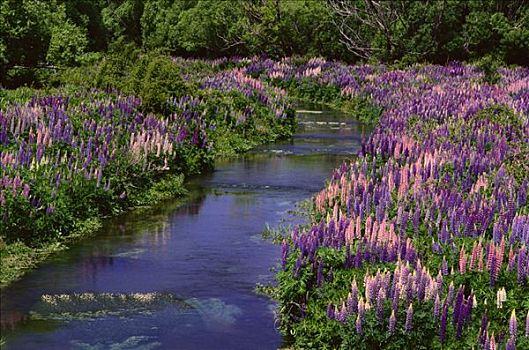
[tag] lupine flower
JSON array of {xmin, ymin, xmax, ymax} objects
[
  {"xmin": 497, "ymin": 288, "xmax": 507, "ymax": 309},
  {"xmin": 439, "ymin": 303, "xmax": 448, "ymax": 343},
  {"xmin": 490, "ymin": 333, "xmax": 497, "ymax": 350},
  {"xmin": 441, "ymin": 257, "xmax": 449, "ymax": 275},
  {"xmin": 510, "ymin": 309, "xmax": 517, "ymax": 339},
  {"xmin": 453, "ymin": 287, "xmax": 464, "ymax": 326},
  {"xmin": 405, "ymin": 303, "xmax": 413, "ymax": 332},
  {"xmin": 479, "ymin": 313, "xmax": 488, "ymax": 346},
  {"xmin": 490, "ymin": 253, "xmax": 498, "ymax": 286},
  {"xmin": 458, "ymin": 245, "xmax": 466, "ymax": 274},
  {"xmin": 327, "ymin": 303, "xmax": 335, "ymax": 320},
  {"xmin": 358, "ymin": 297, "xmax": 366, "ymax": 321},
  {"xmin": 294, "ymin": 256, "xmax": 302, "ymax": 277},
  {"xmin": 376, "ymin": 288, "xmax": 385, "ymax": 324},
  {"xmin": 388, "ymin": 309, "xmax": 396, "ymax": 335},
  {"xmin": 281, "ymin": 239, "xmax": 289, "ymax": 269},
  {"xmin": 355, "ymin": 314, "xmax": 363, "ymax": 335},
  {"xmin": 433, "ymin": 294, "xmax": 441, "ymax": 319},
  {"xmin": 349, "ymin": 278, "xmax": 359, "ymax": 313},
  {"xmin": 447, "ymin": 282, "xmax": 455, "ymax": 304}
]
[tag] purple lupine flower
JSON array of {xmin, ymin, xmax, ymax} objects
[
  {"xmin": 392, "ymin": 284, "xmax": 400, "ymax": 311},
  {"xmin": 376, "ymin": 288, "xmax": 385, "ymax": 324},
  {"xmin": 510, "ymin": 309, "xmax": 517, "ymax": 339},
  {"xmin": 405, "ymin": 303, "xmax": 413, "ymax": 332},
  {"xmin": 388, "ymin": 309, "xmax": 396, "ymax": 335},
  {"xmin": 455, "ymin": 299, "xmax": 468, "ymax": 339},
  {"xmin": 447, "ymin": 282, "xmax": 455, "ymax": 304},
  {"xmin": 350, "ymin": 279, "xmax": 359, "ymax": 313},
  {"xmin": 339, "ymin": 302, "xmax": 348, "ymax": 324},
  {"xmin": 518, "ymin": 247, "xmax": 526, "ymax": 284},
  {"xmin": 439, "ymin": 302, "xmax": 448, "ymax": 343},
  {"xmin": 490, "ymin": 253, "xmax": 498, "ymax": 286},
  {"xmin": 453, "ymin": 287, "xmax": 464, "ymax": 326},
  {"xmin": 281, "ymin": 239, "xmax": 289, "ymax": 269},
  {"xmin": 404, "ymin": 276, "xmax": 414, "ymax": 305},
  {"xmin": 433, "ymin": 294, "xmax": 441, "ymax": 319},
  {"xmin": 294, "ymin": 256, "xmax": 302, "ymax": 277},
  {"xmin": 22, "ymin": 184, "xmax": 30, "ymax": 198},
  {"xmin": 355, "ymin": 314, "xmax": 363, "ymax": 335},
  {"xmin": 506, "ymin": 337, "xmax": 516, "ymax": 350},
  {"xmin": 441, "ymin": 257, "xmax": 449, "ymax": 275},
  {"xmin": 358, "ymin": 298, "xmax": 366, "ymax": 322},
  {"xmin": 327, "ymin": 303, "xmax": 335, "ymax": 320},
  {"xmin": 479, "ymin": 313, "xmax": 488, "ymax": 346}
]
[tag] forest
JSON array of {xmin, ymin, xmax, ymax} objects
[
  {"xmin": 1, "ymin": 1, "xmax": 528, "ymax": 349},
  {"xmin": 2, "ymin": 0, "xmax": 529, "ymax": 87}
]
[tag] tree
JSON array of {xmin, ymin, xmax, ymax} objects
[
  {"xmin": 46, "ymin": 5, "xmax": 89, "ymax": 66},
  {"xmin": 328, "ymin": 0, "xmax": 529, "ymax": 64},
  {"xmin": 176, "ymin": 0, "xmax": 246, "ymax": 56},
  {"xmin": 101, "ymin": 0, "xmax": 144, "ymax": 45}
]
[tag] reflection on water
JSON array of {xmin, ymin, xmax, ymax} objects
[{"xmin": 0, "ymin": 104, "xmax": 370, "ymax": 349}]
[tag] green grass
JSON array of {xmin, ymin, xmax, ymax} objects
[
  {"xmin": 0, "ymin": 176, "xmax": 187, "ymax": 287},
  {"xmin": 0, "ymin": 218, "xmax": 101, "ymax": 286}
]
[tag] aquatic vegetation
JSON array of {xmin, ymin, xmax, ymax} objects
[
  {"xmin": 70, "ymin": 336, "xmax": 162, "ymax": 350},
  {"xmin": 274, "ymin": 61, "xmax": 529, "ymax": 349},
  {"xmin": 31, "ymin": 292, "xmax": 190, "ymax": 321},
  {"xmin": 32, "ymin": 292, "xmax": 242, "ymax": 333}
]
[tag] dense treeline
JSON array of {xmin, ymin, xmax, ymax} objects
[{"xmin": 1, "ymin": 0, "xmax": 528, "ymax": 87}]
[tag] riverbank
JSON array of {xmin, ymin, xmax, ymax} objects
[
  {"xmin": 273, "ymin": 61, "xmax": 529, "ymax": 349},
  {"xmin": 0, "ymin": 102, "xmax": 365, "ymax": 349},
  {"xmin": 0, "ymin": 56, "xmax": 296, "ymax": 287}
]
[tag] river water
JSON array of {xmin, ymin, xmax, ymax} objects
[{"xmin": 0, "ymin": 105, "xmax": 368, "ymax": 350}]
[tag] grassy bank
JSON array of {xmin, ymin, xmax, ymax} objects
[
  {"xmin": 0, "ymin": 55, "xmax": 295, "ymax": 286},
  {"xmin": 270, "ymin": 60, "xmax": 529, "ymax": 349},
  {"xmin": 0, "ymin": 173, "xmax": 189, "ymax": 286}
]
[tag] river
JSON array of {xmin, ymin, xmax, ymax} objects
[{"xmin": 0, "ymin": 104, "xmax": 369, "ymax": 350}]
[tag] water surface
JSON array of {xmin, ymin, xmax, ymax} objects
[{"xmin": 0, "ymin": 104, "xmax": 369, "ymax": 349}]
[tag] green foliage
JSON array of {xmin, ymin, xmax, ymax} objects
[
  {"xmin": 334, "ymin": 0, "xmax": 529, "ymax": 66},
  {"xmin": 176, "ymin": 0, "xmax": 244, "ymax": 55},
  {"xmin": 101, "ymin": 0, "xmax": 144, "ymax": 44},
  {"xmin": 127, "ymin": 54, "xmax": 195, "ymax": 113},
  {"xmin": 474, "ymin": 55, "xmax": 503, "ymax": 84},
  {"xmin": 46, "ymin": 11, "xmax": 89, "ymax": 66},
  {"xmin": 2, "ymin": 0, "xmax": 528, "ymax": 89},
  {"xmin": 140, "ymin": 0, "xmax": 195, "ymax": 51},
  {"xmin": 0, "ymin": 0, "xmax": 90, "ymax": 86},
  {"xmin": 0, "ymin": 0, "xmax": 52, "ymax": 68},
  {"xmin": 0, "ymin": 218, "xmax": 101, "ymax": 286}
]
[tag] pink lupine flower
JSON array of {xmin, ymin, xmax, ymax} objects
[
  {"xmin": 459, "ymin": 245, "xmax": 467, "ymax": 274},
  {"xmin": 469, "ymin": 242, "xmax": 478, "ymax": 271}
]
